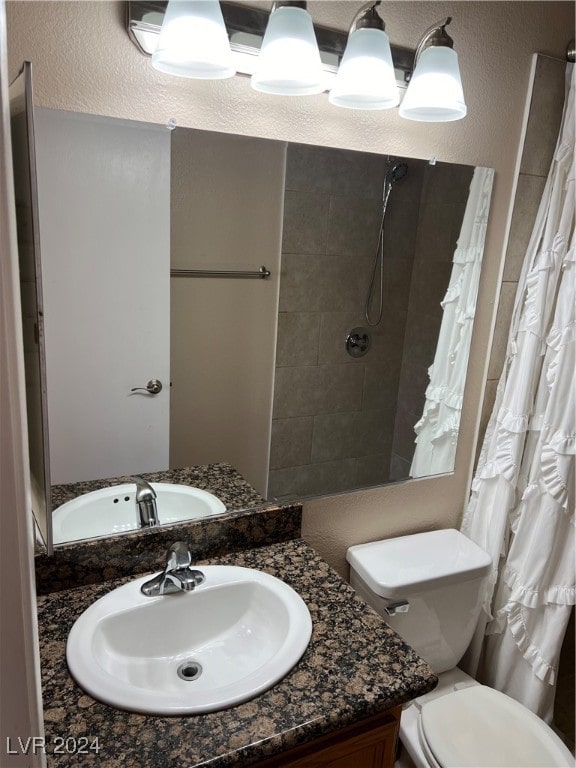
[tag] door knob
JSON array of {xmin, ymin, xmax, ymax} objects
[{"xmin": 131, "ymin": 379, "xmax": 163, "ymax": 395}]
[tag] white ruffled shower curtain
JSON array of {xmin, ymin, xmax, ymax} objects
[
  {"xmin": 410, "ymin": 166, "xmax": 494, "ymax": 478},
  {"xmin": 461, "ymin": 62, "xmax": 575, "ymax": 723}
]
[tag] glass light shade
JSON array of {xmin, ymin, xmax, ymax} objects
[
  {"xmin": 251, "ymin": 6, "xmax": 325, "ymax": 96},
  {"xmin": 329, "ymin": 28, "xmax": 399, "ymax": 110},
  {"xmin": 152, "ymin": 0, "xmax": 235, "ymax": 79},
  {"xmin": 399, "ymin": 45, "xmax": 466, "ymax": 121}
]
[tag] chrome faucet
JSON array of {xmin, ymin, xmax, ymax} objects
[
  {"xmin": 141, "ymin": 541, "xmax": 205, "ymax": 596},
  {"xmin": 132, "ymin": 475, "xmax": 159, "ymax": 528}
]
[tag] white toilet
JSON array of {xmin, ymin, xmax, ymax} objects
[{"xmin": 347, "ymin": 529, "xmax": 574, "ymax": 768}]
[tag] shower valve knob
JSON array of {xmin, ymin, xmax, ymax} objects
[
  {"xmin": 346, "ymin": 328, "xmax": 371, "ymax": 358},
  {"xmin": 350, "ymin": 333, "xmax": 368, "ymax": 348}
]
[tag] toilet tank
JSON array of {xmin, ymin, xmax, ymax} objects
[{"xmin": 347, "ymin": 529, "xmax": 492, "ymax": 674}]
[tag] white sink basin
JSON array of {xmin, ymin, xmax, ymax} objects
[
  {"xmin": 67, "ymin": 566, "xmax": 312, "ymax": 714},
  {"xmin": 52, "ymin": 483, "xmax": 226, "ymax": 544}
]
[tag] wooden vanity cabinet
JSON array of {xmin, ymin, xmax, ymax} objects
[{"xmin": 255, "ymin": 705, "xmax": 401, "ymax": 768}]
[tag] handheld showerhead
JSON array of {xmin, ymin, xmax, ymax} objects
[
  {"xmin": 367, "ymin": 160, "xmax": 409, "ymax": 326},
  {"xmin": 381, "ymin": 161, "xmax": 408, "ymax": 205},
  {"xmin": 389, "ymin": 162, "xmax": 408, "ymax": 183}
]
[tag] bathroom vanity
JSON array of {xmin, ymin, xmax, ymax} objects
[{"xmin": 35, "ymin": 466, "xmax": 437, "ymax": 767}]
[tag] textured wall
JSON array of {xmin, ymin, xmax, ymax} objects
[
  {"xmin": 5, "ymin": 2, "xmax": 572, "ymax": 167},
  {"xmin": 6, "ymin": 1, "xmax": 574, "ymax": 575}
]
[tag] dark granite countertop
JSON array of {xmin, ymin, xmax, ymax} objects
[{"xmin": 38, "ymin": 538, "xmax": 437, "ymax": 768}]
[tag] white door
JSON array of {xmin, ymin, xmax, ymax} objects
[{"xmin": 34, "ymin": 109, "xmax": 170, "ymax": 484}]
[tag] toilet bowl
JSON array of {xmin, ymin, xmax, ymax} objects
[{"xmin": 346, "ymin": 529, "xmax": 574, "ymax": 768}]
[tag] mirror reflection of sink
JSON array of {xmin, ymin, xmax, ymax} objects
[
  {"xmin": 52, "ymin": 483, "xmax": 226, "ymax": 544},
  {"xmin": 66, "ymin": 566, "xmax": 312, "ymax": 714}
]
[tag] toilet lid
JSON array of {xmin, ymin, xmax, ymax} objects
[{"xmin": 419, "ymin": 685, "xmax": 574, "ymax": 767}]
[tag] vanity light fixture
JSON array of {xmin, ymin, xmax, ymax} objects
[
  {"xmin": 398, "ymin": 17, "xmax": 467, "ymax": 122},
  {"xmin": 151, "ymin": 0, "xmax": 235, "ymax": 79},
  {"xmin": 328, "ymin": 1, "xmax": 398, "ymax": 110},
  {"xmin": 127, "ymin": 2, "xmax": 468, "ymax": 121},
  {"xmin": 127, "ymin": 1, "xmax": 415, "ymax": 93},
  {"xmin": 250, "ymin": 1, "xmax": 325, "ymax": 96}
]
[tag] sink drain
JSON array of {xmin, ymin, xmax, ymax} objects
[{"xmin": 177, "ymin": 661, "xmax": 202, "ymax": 681}]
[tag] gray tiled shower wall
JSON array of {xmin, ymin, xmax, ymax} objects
[
  {"xmin": 391, "ymin": 162, "xmax": 474, "ymax": 478},
  {"xmin": 269, "ymin": 144, "xmax": 473, "ymax": 499}
]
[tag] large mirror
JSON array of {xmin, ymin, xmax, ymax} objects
[{"xmin": 16, "ymin": 105, "xmax": 494, "ymax": 547}]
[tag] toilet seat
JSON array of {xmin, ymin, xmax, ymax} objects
[{"xmin": 418, "ymin": 685, "xmax": 574, "ymax": 767}]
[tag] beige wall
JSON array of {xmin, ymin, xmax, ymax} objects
[
  {"xmin": 6, "ymin": 1, "xmax": 574, "ymax": 575},
  {"xmin": 170, "ymin": 128, "xmax": 285, "ymax": 494}
]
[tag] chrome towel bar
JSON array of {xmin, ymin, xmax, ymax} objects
[{"xmin": 170, "ymin": 266, "xmax": 271, "ymax": 280}]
